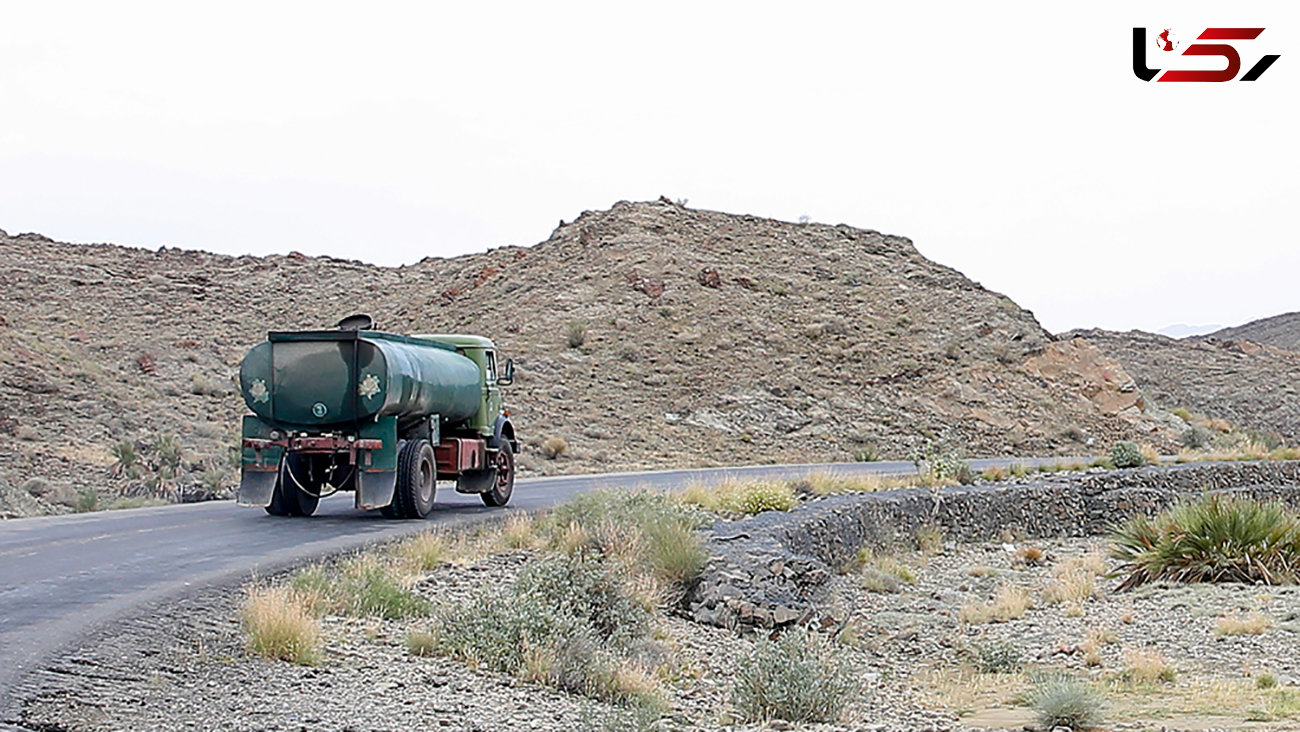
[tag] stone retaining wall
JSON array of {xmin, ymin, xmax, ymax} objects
[{"xmin": 687, "ymin": 461, "xmax": 1300, "ymax": 630}]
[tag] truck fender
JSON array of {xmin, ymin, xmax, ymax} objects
[{"xmin": 492, "ymin": 416, "xmax": 519, "ymax": 453}]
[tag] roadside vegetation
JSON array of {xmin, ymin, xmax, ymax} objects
[
  {"xmin": 233, "ymin": 444, "xmax": 1300, "ymax": 727},
  {"xmin": 1110, "ymin": 493, "xmax": 1300, "ymax": 589},
  {"xmin": 240, "ymin": 491, "xmax": 712, "ymax": 718},
  {"xmin": 730, "ymin": 626, "xmax": 857, "ymax": 723}
]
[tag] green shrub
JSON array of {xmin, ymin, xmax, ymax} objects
[
  {"xmin": 728, "ymin": 481, "xmax": 797, "ymax": 514},
  {"xmin": 75, "ymin": 488, "xmax": 99, "ymax": 513},
  {"xmin": 513, "ymin": 555, "xmax": 650, "ymax": 644},
  {"xmin": 643, "ymin": 519, "xmax": 707, "ymax": 599},
  {"xmin": 975, "ymin": 640, "xmax": 1024, "ymax": 673},
  {"xmin": 1027, "ymin": 677, "xmax": 1103, "ymax": 730},
  {"xmin": 544, "ymin": 491, "xmax": 707, "ymax": 599},
  {"xmin": 1182, "ymin": 426, "xmax": 1214, "ymax": 450},
  {"xmin": 1110, "ymin": 493, "xmax": 1300, "ymax": 589},
  {"xmin": 289, "ymin": 565, "xmax": 333, "ymax": 615},
  {"xmin": 848, "ymin": 550, "xmax": 917, "ymax": 593},
  {"xmin": 396, "ymin": 532, "xmax": 451, "ymax": 570},
  {"xmin": 917, "ymin": 525, "xmax": 945, "ymax": 555},
  {"xmin": 911, "ymin": 442, "xmax": 974, "ymax": 484},
  {"xmin": 852, "ymin": 446, "xmax": 881, "ymax": 462},
  {"xmin": 433, "ymin": 554, "xmax": 661, "ymax": 707},
  {"xmin": 435, "ymin": 590, "xmax": 584, "ymax": 674},
  {"xmin": 677, "ymin": 479, "xmax": 797, "ymax": 514},
  {"xmin": 1110, "ymin": 441, "xmax": 1145, "ymax": 469},
  {"xmin": 333, "ymin": 559, "xmax": 430, "ymax": 619},
  {"xmin": 731, "ymin": 626, "xmax": 856, "ymax": 723}
]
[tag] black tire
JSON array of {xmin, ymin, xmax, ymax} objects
[
  {"xmin": 480, "ymin": 442, "xmax": 515, "ymax": 507},
  {"xmin": 389, "ymin": 439, "xmax": 436, "ymax": 519},
  {"xmin": 266, "ymin": 454, "xmax": 321, "ymax": 517}
]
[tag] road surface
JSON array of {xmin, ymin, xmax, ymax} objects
[{"xmin": 0, "ymin": 457, "xmax": 1077, "ymax": 727}]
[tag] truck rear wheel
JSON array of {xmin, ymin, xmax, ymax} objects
[
  {"xmin": 267, "ymin": 454, "xmax": 321, "ymax": 517},
  {"xmin": 479, "ymin": 443, "xmax": 515, "ymax": 507},
  {"xmin": 388, "ymin": 439, "xmax": 436, "ymax": 519}
]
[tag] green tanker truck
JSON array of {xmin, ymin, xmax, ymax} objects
[{"xmin": 236, "ymin": 315, "xmax": 519, "ymax": 518}]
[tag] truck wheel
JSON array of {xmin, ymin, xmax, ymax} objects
[
  {"xmin": 268, "ymin": 454, "xmax": 321, "ymax": 517},
  {"xmin": 390, "ymin": 439, "xmax": 436, "ymax": 519},
  {"xmin": 480, "ymin": 443, "xmax": 515, "ymax": 507}
]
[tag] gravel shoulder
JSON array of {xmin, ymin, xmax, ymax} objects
[{"xmin": 18, "ymin": 517, "xmax": 1300, "ymax": 732}]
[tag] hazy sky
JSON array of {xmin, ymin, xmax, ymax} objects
[{"xmin": 1, "ymin": 2, "xmax": 1295, "ymax": 334}]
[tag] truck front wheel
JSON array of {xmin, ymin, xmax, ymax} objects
[
  {"xmin": 388, "ymin": 439, "xmax": 436, "ymax": 519},
  {"xmin": 479, "ymin": 443, "xmax": 515, "ymax": 507}
]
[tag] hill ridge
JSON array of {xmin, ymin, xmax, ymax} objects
[{"xmin": 2, "ymin": 199, "xmax": 1174, "ymax": 516}]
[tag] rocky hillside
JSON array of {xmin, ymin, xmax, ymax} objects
[
  {"xmin": 1070, "ymin": 328, "xmax": 1300, "ymax": 446},
  {"xmin": 0, "ymin": 200, "xmax": 1177, "ymax": 516},
  {"xmin": 1207, "ymin": 312, "xmax": 1300, "ymax": 352}
]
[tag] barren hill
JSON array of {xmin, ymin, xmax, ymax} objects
[
  {"xmin": 0, "ymin": 200, "xmax": 1176, "ymax": 515},
  {"xmin": 1069, "ymin": 328, "xmax": 1300, "ymax": 445},
  {"xmin": 1206, "ymin": 312, "xmax": 1300, "ymax": 352}
]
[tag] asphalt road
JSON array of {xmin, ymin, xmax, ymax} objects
[{"xmin": 0, "ymin": 457, "xmax": 1079, "ymax": 726}]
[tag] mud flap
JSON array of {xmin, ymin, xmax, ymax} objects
[
  {"xmin": 356, "ymin": 470, "xmax": 397, "ymax": 510},
  {"xmin": 356, "ymin": 416, "xmax": 399, "ymax": 510},
  {"xmin": 238, "ymin": 467, "xmax": 279, "ymax": 507}
]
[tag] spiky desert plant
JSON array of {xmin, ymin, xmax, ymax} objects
[{"xmin": 1110, "ymin": 494, "xmax": 1300, "ymax": 590}]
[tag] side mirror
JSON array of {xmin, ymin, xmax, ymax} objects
[{"xmin": 497, "ymin": 358, "xmax": 515, "ymax": 386}]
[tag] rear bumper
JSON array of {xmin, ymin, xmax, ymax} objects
[{"xmin": 239, "ymin": 416, "xmax": 401, "ymax": 510}]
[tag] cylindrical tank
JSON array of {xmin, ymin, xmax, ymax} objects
[{"xmin": 239, "ymin": 330, "xmax": 481, "ymax": 431}]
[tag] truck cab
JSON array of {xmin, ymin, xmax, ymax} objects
[{"xmin": 414, "ymin": 334, "xmax": 518, "ymax": 453}]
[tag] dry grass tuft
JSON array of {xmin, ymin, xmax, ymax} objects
[
  {"xmin": 541, "ymin": 436, "xmax": 568, "ymax": 459},
  {"xmin": 502, "ymin": 512, "xmax": 540, "ymax": 549},
  {"xmin": 405, "ymin": 629, "xmax": 437, "ymax": 656},
  {"xmin": 1079, "ymin": 626, "xmax": 1118, "ymax": 667},
  {"xmin": 396, "ymin": 531, "xmax": 451, "ymax": 571},
  {"xmin": 959, "ymin": 583, "xmax": 1031, "ymax": 624},
  {"xmin": 1044, "ymin": 552, "xmax": 1107, "ymax": 605},
  {"xmin": 981, "ymin": 466, "xmax": 1007, "ymax": 482},
  {"xmin": 848, "ymin": 549, "xmax": 917, "ymax": 593},
  {"xmin": 1015, "ymin": 545, "xmax": 1045, "ymax": 567},
  {"xmin": 1122, "ymin": 647, "xmax": 1176, "ymax": 684},
  {"xmin": 556, "ymin": 521, "xmax": 595, "ymax": 556},
  {"xmin": 242, "ymin": 585, "xmax": 322, "ymax": 665},
  {"xmin": 917, "ymin": 526, "xmax": 945, "ymax": 556},
  {"xmin": 1215, "ymin": 612, "xmax": 1271, "ymax": 636}
]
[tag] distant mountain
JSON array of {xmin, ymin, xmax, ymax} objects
[
  {"xmin": 1157, "ymin": 323, "xmax": 1223, "ymax": 339},
  {"xmin": 1206, "ymin": 312, "xmax": 1300, "ymax": 352},
  {"xmin": 1070, "ymin": 328, "xmax": 1300, "ymax": 445}
]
